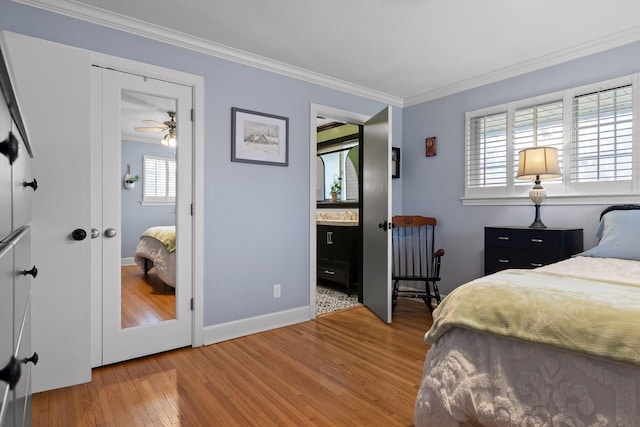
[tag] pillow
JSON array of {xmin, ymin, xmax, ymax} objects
[{"xmin": 580, "ymin": 209, "xmax": 640, "ymax": 260}]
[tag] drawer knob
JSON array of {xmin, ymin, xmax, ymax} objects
[
  {"xmin": 23, "ymin": 265, "xmax": 38, "ymax": 278},
  {"xmin": 23, "ymin": 178, "xmax": 38, "ymax": 191},
  {"xmin": 21, "ymin": 352, "xmax": 39, "ymax": 366},
  {"xmin": 0, "ymin": 356, "xmax": 21, "ymax": 390},
  {"xmin": 0, "ymin": 131, "xmax": 19, "ymax": 165},
  {"xmin": 498, "ymin": 236, "xmax": 509, "ymax": 240}
]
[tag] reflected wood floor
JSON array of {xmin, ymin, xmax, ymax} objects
[
  {"xmin": 33, "ymin": 298, "xmax": 433, "ymax": 426},
  {"xmin": 121, "ymin": 265, "xmax": 176, "ymax": 329}
]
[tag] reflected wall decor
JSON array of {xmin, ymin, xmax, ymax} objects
[{"xmin": 231, "ymin": 107, "xmax": 289, "ymax": 166}]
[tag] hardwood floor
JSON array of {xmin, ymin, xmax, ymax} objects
[
  {"xmin": 121, "ymin": 265, "xmax": 176, "ymax": 329},
  {"xmin": 33, "ymin": 298, "xmax": 433, "ymax": 426}
]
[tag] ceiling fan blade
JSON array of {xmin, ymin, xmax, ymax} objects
[
  {"xmin": 135, "ymin": 126, "xmax": 166, "ymax": 132},
  {"xmin": 142, "ymin": 119, "xmax": 166, "ymax": 126}
]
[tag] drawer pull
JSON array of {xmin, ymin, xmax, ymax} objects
[
  {"xmin": 498, "ymin": 236, "xmax": 509, "ymax": 240},
  {"xmin": 0, "ymin": 356, "xmax": 21, "ymax": 390},
  {"xmin": 0, "ymin": 131, "xmax": 19, "ymax": 165},
  {"xmin": 323, "ymin": 270, "xmax": 335, "ymax": 275},
  {"xmin": 326, "ymin": 231, "xmax": 333, "ymax": 245},
  {"xmin": 21, "ymin": 352, "xmax": 39, "ymax": 366},
  {"xmin": 498, "ymin": 259, "xmax": 510, "ymax": 263},
  {"xmin": 23, "ymin": 265, "xmax": 38, "ymax": 278},
  {"xmin": 23, "ymin": 178, "xmax": 38, "ymax": 191},
  {"xmin": 531, "ymin": 263, "xmax": 543, "ymax": 267},
  {"xmin": 531, "ymin": 238, "xmax": 544, "ymax": 243}
]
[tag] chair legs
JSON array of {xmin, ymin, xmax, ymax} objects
[{"xmin": 392, "ymin": 280, "xmax": 441, "ymax": 313}]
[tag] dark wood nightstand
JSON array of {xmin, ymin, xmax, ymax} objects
[{"xmin": 484, "ymin": 226, "xmax": 583, "ymax": 275}]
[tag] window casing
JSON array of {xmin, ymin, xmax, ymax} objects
[
  {"xmin": 143, "ymin": 155, "xmax": 176, "ymax": 204},
  {"xmin": 464, "ymin": 75, "xmax": 637, "ymax": 203}
]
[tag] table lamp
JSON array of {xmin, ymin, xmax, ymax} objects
[{"xmin": 516, "ymin": 147, "xmax": 561, "ymax": 228}]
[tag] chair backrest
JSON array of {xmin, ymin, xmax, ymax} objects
[{"xmin": 391, "ymin": 215, "xmax": 439, "ymax": 281}]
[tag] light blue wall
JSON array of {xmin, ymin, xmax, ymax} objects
[
  {"xmin": 403, "ymin": 41, "xmax": 640, "ymax": 293},
  {"xmin": 0, "ymin": 0, "xmax": 395, "ymax": 326},
  {"xmin": 121, "ymin": 140, "xmax": 176, "ymax": 259}
]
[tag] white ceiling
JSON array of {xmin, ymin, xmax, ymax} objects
[{"xmin": 19, "ymin": 0, "xmax": 640, "ymax": 106}]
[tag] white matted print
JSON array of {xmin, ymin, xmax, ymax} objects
[{"xmin": 231, "ymin": 107, "xmax": 289, "ymax": 166}]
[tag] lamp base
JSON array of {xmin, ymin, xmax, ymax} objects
[{"xmin": 529, "ymin": 204, "xmax": 547, "ymax": 228}]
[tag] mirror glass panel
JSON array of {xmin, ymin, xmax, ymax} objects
[{"xmin": 120, "ymin": 90, "xmax": 177, "ymax": 329}]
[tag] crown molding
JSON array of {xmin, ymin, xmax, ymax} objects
[
  {"xmin": 404, "ymin": 26, "xmax": 640, "ymax": 107},
  {"xmin": 12, "ymin": 0, "xmax": 404, "ymax": 107}
]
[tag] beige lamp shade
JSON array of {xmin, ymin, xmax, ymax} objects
[{"xmin": 516, "ymin": 147, "xmax": 561, "ymax": 180}]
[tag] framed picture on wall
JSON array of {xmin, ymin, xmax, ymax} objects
[
  {"xmin": 392, "ymin": 147, "xmax": 400, "ymax": 178},
  {"xmin": 231, "ymin": 107, "xmax": 289, "ymax": 166}
]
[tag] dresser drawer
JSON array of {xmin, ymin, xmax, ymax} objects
[
  {"xmin": 0, "ymin": 100, "xmax": 11, "ymax": 241},
  {"xmin": 13, "ymin": 299, "xmax": 31, "ymax": 427},
  {"xmin": 484, "ymin": 226, "xmax": 583, "ymax": 275},
  {"xmin": 485, "ymin": 227, "xmax": 562, "ymax": 251},
  {"xmin": 12, "ymin": 228, "xmax": 30, "ymax": 347},
  {"xmin": 0, "ymin": 243, "xmax": 14, "ymax": 427}
]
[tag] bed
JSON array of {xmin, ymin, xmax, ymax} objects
[
  {"xmin": 134, "ymin": 225, "xmax": 176, "ymax": 288},
  {"xmin": 415, "ymin": 205, "xmax": 640, "ymax": 426}
]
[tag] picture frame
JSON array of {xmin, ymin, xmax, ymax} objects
[
  {"xmin": 392, "ymin": 147, "xmax": 400, "ymax": 178},
  {"xmin": 231, "ymin": 107, "xmax": 289, "ymax": 166}
]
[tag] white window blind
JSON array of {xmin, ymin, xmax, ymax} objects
[
  {"xmin": 143, "ymin": 155, "xmax": 176, "ymax": 204},
  {"xmin": 513, "ymin": 100, "xmax": 564, "ymax": 182},
  {"xmin": 571, "ymin": 85, "xmax": 633, "ymax": 182},
  {"xmin": 467, "ymin": 112, "xmax": 507, "ymax": 188}
]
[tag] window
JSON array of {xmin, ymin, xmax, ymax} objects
[
  {"xmin": 571, "ymin": 85, "xmax": 633, "ymax": 182},
  {"xmin": 143, "ymin": 155, "xmax": 176, "ymax": 204},
  {"xmin": 464, "ymin": 75, "xmax": 635, "ymax": 203}
]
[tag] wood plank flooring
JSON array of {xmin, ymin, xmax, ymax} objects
[
  {"xmin": 33, "ymin": 298, "xmax": 433, "ymax": 426},
  {"xmin": 121, "ymin": 265, "xmax": 176, "ymax": 329}
]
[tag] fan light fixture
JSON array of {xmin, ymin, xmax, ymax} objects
[
  {"xmin": 516, "ymin": 147, "xmax": 561, "ymax": 228},
  {"xmin": 162, "ymin": 128, "xmax": 177, "ymax": 147}
]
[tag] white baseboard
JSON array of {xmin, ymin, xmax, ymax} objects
[
  {"xmin": 121, "ymin": 257, "xmax": 136, "ymax": 266},
  {"xmin": 202, "ymin": 306, "xmax": 310, "ymax": 345}
]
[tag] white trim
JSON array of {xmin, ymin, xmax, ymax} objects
[
  {"xmin": 21, "ymin": 0, "xmax": 640, "ymax": 107},
  {"xmin": 404, "ymin": 26, "xmax": 640, "ymax": 106},
  {"xmin": 461, "ymin": 194, "xmax": 640, "ymax": 206},
  {"xmin": 202, "ymin": 307, "xmax": 309, "ymax": 345},
  {"xmin": 120, "ymin": 257, "xmax": 135, "ymax": 266},
  {"xmin": 13, "ymin": 0, "xmax": 403, "ymax": 107}
]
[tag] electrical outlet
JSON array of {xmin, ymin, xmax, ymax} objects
[{"xmin": 273, "ymin": 284, "xmax": 281, "ymax": 298}]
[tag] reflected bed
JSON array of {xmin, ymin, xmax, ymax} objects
[{"xmin": 134, "ymin": 225, "xmax": 176, "ymax": 288}]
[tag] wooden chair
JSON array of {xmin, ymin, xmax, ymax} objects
[{"xmin": 391, "ymin": 215, "xmax": 444, "ymax": 313}]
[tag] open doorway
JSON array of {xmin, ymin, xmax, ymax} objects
[{"xmin": 315, "ymin": 117, "xmax": 362, "ymax": 316}]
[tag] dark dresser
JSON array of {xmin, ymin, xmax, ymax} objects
[
  {"xmin": 485, "ymin": 226, "xmax": 583, "ymax": 275},
  {"xmin": 0, "ymin": 29, "xmax": 37, "ymax": 427},
  {"xmin": 317, "ymin": 224, "xmax": 359, "ymax": 295}
]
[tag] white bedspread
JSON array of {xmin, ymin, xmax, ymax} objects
[{"xmin": 415, "ymin": 256, "xmax": 640, "ymax": 427}]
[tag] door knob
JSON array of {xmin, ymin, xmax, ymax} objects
[
  {"xmin": 104, "ymin": 228, "xmax": 117, "ymax": 238},
  {"xmin": 91, "ymin": 228, "xmax": 100, "ymax": 239},
  {"xmin": 71, "ymin": 229, "xmax": 87, "ymax": 241},
  {"xmin": 378, "ymin": 220, "xmax": 389, "ymax": 231},
  {"xmin": 23, "ymin": 178, "xmax": 38, "ymax": 191}
]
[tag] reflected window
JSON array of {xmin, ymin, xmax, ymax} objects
[{"xmin": 143, "ymin": 155, "xmax": 176, "ymax": 204}]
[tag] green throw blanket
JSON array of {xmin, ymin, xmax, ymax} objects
[
  {"xmin": 426, "ymin": 268, "xmax": 640, "ymax": 367},
  {"xmin": 142, "ymin": 226, "xmax": 176, "ymax": 253}
]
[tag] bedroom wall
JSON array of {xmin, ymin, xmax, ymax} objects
[
  {"xmin": 121, "ymin": 140, "xmax": 176, "ymax": 260},
  {"xmin": 0, "ymin": 0, "xmax": 396, "ymax": 327},
  {"xmin": 403, "ymin": 40, "xmax": 640, "ymax": 294}
]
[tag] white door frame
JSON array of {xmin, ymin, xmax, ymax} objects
[
  {"xmin": 308, "ymin": 104, "xmax": 371, "ymax": 319},
  {"xmin": 90, "ymin": 53, "xmax": 204, "ymax": 363}
]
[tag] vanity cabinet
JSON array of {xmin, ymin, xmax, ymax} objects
[
  {"xmin": 0, "ymin": 29, "xmax": 37, "ymax": 427},
  {"xmin": 317, "ymin": 225, "xmax": 359, "ymax": 295}
]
